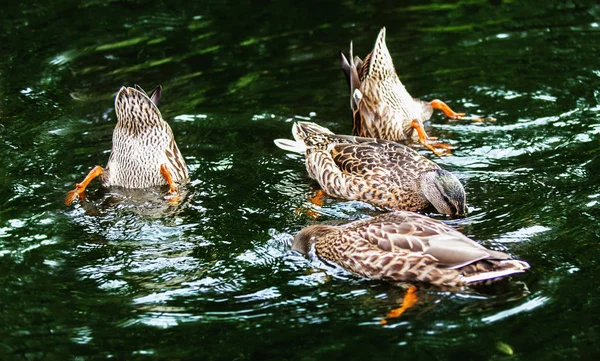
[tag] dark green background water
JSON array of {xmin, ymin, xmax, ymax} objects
[{"xmin": 1, "ymin": 0, "xmax": 600, "ymax": 360}]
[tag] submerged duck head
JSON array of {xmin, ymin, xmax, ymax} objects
[
  {"xmin": 420, "ymin": 169, "xmax": 466, "ymax": 217},
  {"xmin": 292, "ymin": 224, "xmax": 334, "ymax": 255}
]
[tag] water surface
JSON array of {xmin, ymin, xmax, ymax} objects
[{"xmin": 1, "ymin": 0, "xmax": 600, "ymax": 360}]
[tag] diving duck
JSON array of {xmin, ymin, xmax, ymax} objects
[
  {"xmin": 65, "ymin": 85, "xmax": 189, "ymax": 206},
  {"xmin": 339, "ymin": 27, "xmax": 466, "ymax": 156},
  {"xmin": 292, "ymin": 211, "xmax": 530, "ymax": 287},
  {"xmin": 274, "ymin": 121, "xmax": 466, "ymax": 217}
]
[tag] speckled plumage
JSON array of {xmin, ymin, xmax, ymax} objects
[
  {"xmin": 65, "ymin": 86, "xmax": 188, "ymax": 205},
  {"xmin": 339, "ymin": 28, "xmax": 464, "ymax": 153},
  {"xmin": 274, "ymin": 121, "xmax": 466, "ymax": 216},
  {"xmin": 102, "ymin": 86, "xmax": 188, "ymax": 188},
  {"xmin": 293, "ymin": 212, "xmax": 530, "ymax": 287}
]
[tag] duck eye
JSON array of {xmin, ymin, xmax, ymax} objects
[{"xmin": 441, "ymin": 194, "xmax": 457, "ymax": 215}]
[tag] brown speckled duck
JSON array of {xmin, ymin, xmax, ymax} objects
[
  {"xmin": 65, "ymin": 85, "xmax": 188, "ymax": 205},
  {"xmin": 339, "ymin": 27, "xmax": 466, "ymax": 156},
  {"xmin": 274, "ymin": 121, "xmax": 466, "ymax": 217},
  {"xmin": 293, "ymin": 211, "xmax": 530, "ymax": 287}
]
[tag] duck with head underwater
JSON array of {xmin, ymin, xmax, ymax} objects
[
  {"xmin": 339, "ymin": 27, "xmax": 469, "ymax": 156},
  {"xmin": 65, "ymin": 85, "xmax": 188, "ymax": 206},
  {"xmin": 292, "ymin": 211, "xmax": 530, "ymax": 287},
  {"xmin": 274, "ymin": 121, "xmax": 466, "ymax": 217}
]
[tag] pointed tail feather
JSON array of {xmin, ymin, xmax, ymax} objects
[
  {"xmin": 339, "ymin": 41, "xmax": 362, "ymax": 112},
  {"xmin": 133, "ymin": 85, "xmax": 161, "ymax": 105},
  {"xmin": 148, "ymin": 86, "xmax": 162, "ymax": 105},
  {"xmin": 274, "ymin": 121, "xmax": 334, "ymax": 154},
  {"xmin": 367, "ymin": 27, "xmax": 395, "ymax": 79},
  {"xmin": 339, "ymin": 50, "xmax": 352, "ymax": 90},
  {"xmin": 273, "ymin": 138, "xmax": 306, "ymax": 154},
  {"xmin": 462, "ymin": 259, "xmax": 530, "ymax": 284}
]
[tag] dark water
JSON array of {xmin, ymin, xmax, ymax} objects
[{"xmin": 1, "ymin": 0, "xmax": 600, "ymax": 360}]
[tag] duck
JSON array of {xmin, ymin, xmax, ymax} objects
[
  {"xmin": 274, "ymin": 121, "xmax": 466, "ymax": 217},
  {"xmin": 292, "ymin": 211, "xmax": 530, "ymax": 287},
  {"xmin": 339, "ymin": 27, "xmax": 466, "ymax": 156},
  {"xmin": 65, "ymin": 85, "xmax": 188, "ymax": 206}
]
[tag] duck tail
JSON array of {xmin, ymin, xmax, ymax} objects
[
  {"xmin": 292, "ymin": 121, "xmax": 334, "ymax": 139},
  {"xmin": 339, "ymin": 42, "xmax": 362, "ymax": 109},
  {"xmin": 462, "ymin": 259, "xmax": 530, "ymax": 284},
  {"xmin": 339, "ymin": 42, "xmax": 353, "ymax": 91},
  {"xmin": 273, "ymin": 138, "xmax": 306, "ymax": 154},
  {"xmin": 274, "ymin": 121, "xmax": 334, "ymax": 154},
  {"xmin": 368, "ymin": 27, "xmax": 394, "ymax": 78},
  {"xmin": 115, "ymin": 86, "xmax": 164, "ymax": 129},
  {"xmin": 134, "ymin": 84, "xmax": 162, "ymax": 105}
]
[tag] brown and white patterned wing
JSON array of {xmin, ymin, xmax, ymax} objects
[
  {"xmin": 353, "ymin": 212, "xmax": 510, "ymax": 269},
  {"xmin": 330, "ymin": 142, "xmax": 391, "ymax": 177},
  {"xmin": 339, "ymin": 229, "xmax": 442, "ymax": 283},
  {"xmin": 302, "ymin": 136, "xmax": 391, "ymax": 202},
  {"xmin": 331, "ymin": 138, "xmax": 436, "ymax": 176},
  {"xmin": 379, "ymin": 140, "xmax": 437, "ymax": 169}
]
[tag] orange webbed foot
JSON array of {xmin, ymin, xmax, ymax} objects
[
  {"xmin": 460, "ymin": 115, "xmax": 496, "ymax": 123},
  {"xmin": 292, "ymin": 190, "xmax": 327, "ymax": 219},
  {"xmin": 430, "ymin": 99, "xmax": 496, "ymax": 123},
  {"xmin": 168, "ymin": 183, "xmax": 179, "ymax": 195},
  {"xmin": 294, "ymin": 207, "xmax": 321, "ymax": 219},
  {"xmin": 65, "ymin": 166, "xmax": 104, "ymax": 206},
  {"xmin": 309, "ymin": 190, "xmax": 326, "ymax": 207},
  {"xmin": 380, "ymin": 285, "xmax": 419, "ymax": 325},
  {"xmin": 166, "ymin": 191, "xmax": 181, "ymax": 206},
  {"xmin": 160, "ymin": 164, "xmax": 181, "ymax": 203},
  {"xmin": 430, "ymin": 99, "xmax": 465, "ymax": 120},
  {"xmin": 424, "ymin": 140, "xmax": 453, "ymax": 157},
  {"xmin": 410, "ymin": 119, "xmax": 453, "ymax": 157},
  {"xmin": 65, "ymin": 185, "xmax": 84, "ymax": 206}
]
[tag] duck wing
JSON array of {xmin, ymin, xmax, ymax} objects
[
  {"xmin": 330, "ymin": 139, "xmax": 396, "ymax": 178},
  {"xmin": 329, "ymin": 137, "xmax": 435, "ymax": 176},
  {"xmin": 351, "ymin": 212, "xmax": 511, "ymax": 269}
]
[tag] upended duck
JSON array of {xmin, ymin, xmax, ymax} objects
[
  {"xmin": 274, "ymin": 121, "xmax": 466, "ymax": 217},
  {"xmin": 339, "ymin": 27, "xmax": 467, "ymax": 156},
  {"xmin": 293, "ymin": 211, "xmax": 530, "ymax": 287},
  {"xmin": 65, "ymin": 85, "xmax": 188, "ymax": 205}
]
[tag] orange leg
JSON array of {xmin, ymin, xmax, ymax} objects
[
  {"xmin": 160, "ymin": 164, "xmax": 179, "ymax": 194},
  {"xmin": 310, "ymin": 190, "xmax": 326, "ymax": 207},
  {"xmin": 160, "ymin": 164, "xmax": 180, "ymax": 205},
  {"xmin": 410, "ymin": 119, "xmax": 452, "ymax": 156},
  {"xmin": 381, "ymin": 285, "xmax": 419, "ymax": 324},
  {"xmin": 430, "ymin": 99, "xmax": 466, "ymax": 119},
  {"xmin": 295, "ymin": 207, "xmax": 321, "ymax": 219},
  {"xmin": 293, "ymin": 190, "xmax": 327, "ymax": 219},
  {"xmin": 65, "ymin": 166, "xmax": 104, "ymax": 206}
]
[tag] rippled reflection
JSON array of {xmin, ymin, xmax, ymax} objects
[{"xmin": 1, "ymin": 0, "xmax": 600, "ymax": 360}]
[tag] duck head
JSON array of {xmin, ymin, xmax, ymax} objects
[
  {"xmin": 420, "ymin": 169, "xmax": 467, "ymax": 217},
  {"xmin": 292, "ymin": 224, "xmax": 335, "ymax": 255}
]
